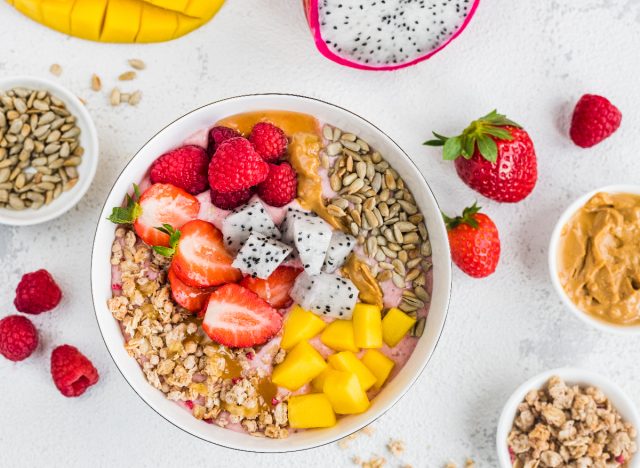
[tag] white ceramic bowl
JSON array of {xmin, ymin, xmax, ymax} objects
[
  {"xmin": 548, "ymin": 184, "xmax": 640, "ymax": 334},
  {"xmin": 91, "ymin": 94, "xmax": 452, "ymax": 452},
  {"xmin": 497, "ymin": 367, "xmax": 640, "ymax": 467},
  {"xmin": 0, "ymin": 76, "xmax": 99, "ymax": 226}
]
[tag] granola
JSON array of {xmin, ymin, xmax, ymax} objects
[
  {"xmin": 508, "ymin": 376, "xmax": 637, "ymax": 467},
  {"xmin": 107, "ymin": 226, "xmax": 289, "ymax": 438}
]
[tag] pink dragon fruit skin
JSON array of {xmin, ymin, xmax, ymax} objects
[{"xmin": 303, "ymin": 0, "xmax": 481, "ymax": 71}]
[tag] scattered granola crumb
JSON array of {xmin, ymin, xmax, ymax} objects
[
  {"xmin": 49, "ymin": 63, "xmax": 62, "ymax": 76},
  {"xmin": 386, "ymin": 439, "xmax": 405, "ymax": 457},
  {"xmin": 91, "ymin": 74, "xmax": 102, "ymax": 92},
  {"xmin": 360, "ymin": 425, "xmax": 376, "ymax": 436},
  {"xmin": 338, "ymin": 432, "xmax": 359, "ymax": 449},
  {"xmin": 358, "ymin": 455, "xmax": 386, "ymax": 468},
  {"xmin": 128, "ymin": 90, "xmax": 142, "ymax": 106}
]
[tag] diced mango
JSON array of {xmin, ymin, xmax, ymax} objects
[
  {"xmin": 40, "ymin": 0, "xmax": 75, "ymax": 32},
  {"xmin": 280, "ymin": 305, "xmax": 327, "ymax": 350},
  {"xmin": 288, "ymin": 393, "xmax": 336, "ymax": 429},
  {"xmin": 137, "ymin": 3, "xmax": 178, "ymax": 43},
  {"xmin": 323, "ymin": 370, "xmax": 370, "ymax": 415},
  {"xmin": 353, "ymin": 303, "xmax": 382, "ymax": 348},
  {"xmin": 321, "ymin": 319, "xmax": 359, "ymax": 352},
  {"xmin": 361, "ymin": 349, "xmax": 395, "ymax": 390},
  {"xmin": 382, "ymin": 307, "xmax": 417, "ymax": 348},
  {"xmin": 144, "ymin": 0, "xmax": 190, "ymax": 13},
  {"xmin": 271, "ymin": 341, "xmax": 327, "ymax": 391},
  {"xmin": 70, "ymin": 0, "xmax": 108, "ymax": 41},
  {"xmin": 312, "ymin": 367, "xmax": 333, "ymax": 393},
  {"xmin": 100, "ymin": 0, "xmax": 142, "ymax": 43},
  {"xmin": 13, "ymin": 0, "xmax": 43, "ymax": 23},
  {"xmin": 327, "ymin": 352, "xmax": 376, "ymax": 391}
]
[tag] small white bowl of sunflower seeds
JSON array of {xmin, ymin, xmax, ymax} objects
[{"xmin": 0, "ymin": 76, "xmax": 99, "ymax": 226}]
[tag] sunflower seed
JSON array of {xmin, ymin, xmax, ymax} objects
[
  {"xmin": 421, "ymin": 241, "xmax": 432, "ymax": 257},
  {"xmin": 330, "ymin": 173, "xmax": 342, "ymax": 192},
  {"xmin": 327, "ymin": 204, "xmax": 346, "ymax": 218},
  {"xmin": 322, "ymin": 125, "xmax": 334, "ymax": 141},
  {"xmin": 342, "ymin": 173, "xmax": 357, "ymax": 186},
  {"xmin": 128, "ymin": 58, "xmax": 146, "ymax": 70},
  {"xmin": 399, "ymin": 302, "xmax": 417, "ymax": 313},
  {"xmin": 110, "ymin": 88, "xmax": 121, "ymax": 106},
  {"xmin": 403, "ymin": 232, "xmax": 420, "ymax": 245},
  {"xmin": 392, "ymin": 259, "xmax": 406, "ymax": 276},
  {"xmin": 9, "ymin": 194, "xmax": 25, "ymax": 209},
  {"xmin": 349, "ymin": 222, "xmax": 359, "ymax": 237},
  {"xmin": 398, "ymin": 250, "xmax": 408, "ymax": 263},
  {"xmin": 49, "ymin": 64, "xmax": 62, "ymax": 76},
  {"xmin": 392, "ymin": 273, "xmax": 405, "ymax": 288},
  {"xmin": 379, "ymin": 262, "xmax": 394, "ymax": 270},
  {"xmin": 377, "ymin": 270, "xmax": 392, "ymax": 282},
  {"xmin": 398, "ymin": 200, "xmax": 418, "ymax": 215},
  {"xmin": 331, "ymin": 197, "xmax": 349, "ymax": 210},
  {"xmin": 91, "ymin": 74, "xmax": 102, "ymax": 91},
  {"xmin": 0, "ymin": 168, "xmax": 10, "ymax": 183},
  {"xmin": 415, "ymin": 286, "xmax": 430, "ymax": 303},
  {"xmin": 63, "ymin": 179, "xmax": 77, "ymax": 192},
  {"xmin": 411, "ymin": 318, "xmax": 426, "ymax": 337},
  {"xmin": 129, "ymin": 91, "xmax": 142, "ymax": 106},
  {"xmin": 326, "ymin": 142, "xmax": 342, "ymax": 156},
  {"xmin": 381, "ymin": 246, "xmax": 397, "ymax": 259},
  {"xmin": 119, "ymin": 71, "xmax": 137, "ymax": 81},
  {"xmin": 355, "ymin": 161, "xmax": 367, "ymax": 179}
]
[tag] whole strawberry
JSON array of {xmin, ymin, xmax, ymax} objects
[
  {"xmin": 570, "ymin": 94, "xmax": 622, "ymax": 148},
  {"xmin": 150, "ymin": 145, "xmax": 209, "ymax": 195},
  {"xmin": 426, "ymin": 111, "xmax": 537, "ymax": 203},
  {"xmin": 444, "ymin": 203, "xmax": 500, "ymax": 278},
  {"xmin": 257, "ymin": 162, "xmax": 298, "ymax": 207},
  {"xmin": 249, "ymin": 122, "xmax": 288, "ymax": 162},
  {"xmin": 208, "ymin": 137, "xmax": 269, "ymax": 193}
]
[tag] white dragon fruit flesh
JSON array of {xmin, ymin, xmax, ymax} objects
[
  {"xmin": 290, "ymin": 272, "xmax": 358, "ymax": 319},
  {"xmin": 232, "ymin": 232, "xmax": 292, "ymax": 279},
  {"xmin": 303, "ymin": 0, "xmax": 479, "ymax": 71},
  {"xmin": 280, "ymin": 208, "xmax": 333, "ymax": 275},
  {"xmin": 322, "ymin": 231, "xmax": 356, "ymax": 273},
  {"xmin": 221, "ymin": 200, "xmax": 280, "ymax": 253}
]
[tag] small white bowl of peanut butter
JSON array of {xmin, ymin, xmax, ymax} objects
[{"xmin": 549, "ymin": 185, "xmax": 640, "ymax": 334}]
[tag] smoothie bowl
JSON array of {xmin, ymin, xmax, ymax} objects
[{"xmin": 91, "ymin": 94, "xmax": 451, "ymax": 451}]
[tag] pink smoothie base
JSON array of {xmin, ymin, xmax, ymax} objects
[{"xmin": 110, "ymin": 125, "xmax": 434, "ymax": 435}]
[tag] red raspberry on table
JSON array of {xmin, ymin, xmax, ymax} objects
[
  {"xmin": 150, "ymin": 145, "xmax": 209, "ymax": 195},
  {"xmin": 207, "ymin": 126, "xmax": 240, "ymax": 156},
  {"xmin": 0, "ymin": 315, "xmax": 38, "ymax": 362},
  {"xmin": 248, "ymin": 122, "xmax": 288, "ymax": 162},
  {"xmin": 50, "ymin": 345, "xmax": 99, "ymax": 398},
  {"xmin": 210, "ymin": 187, "xmax": 254, "ymax": 210},
  {"xmin": 570, "ymin": 94, "xmax": 622, "ymax": 148},
  {"xmin": 14, "ymin": 269, "xmax": 62, "ymax": 314},
  {"xmin": 208, "ymin": 137, "xmax": 269, "ymax": 193},
  {"xmin": 257, "ymin": 162, "xmax": 298, "ymax": 207}
]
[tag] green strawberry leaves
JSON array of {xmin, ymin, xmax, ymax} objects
[
  {"xmin": 442, "ymin": 202, "xmax": 482, "ymax": 231},
  {"xmin": 424, "ymin": 110, "xmax": 522, "ymax": 163},
  {"xmin": 108, "ymin": 184, "xmax": 142, "ymax": 224},
  {"xmin": 152, "ymin": 224, "xmax": 181, "ymax": 257}
]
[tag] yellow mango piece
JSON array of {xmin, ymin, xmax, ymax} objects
[
  {"xmin": 100, "ymin": 0, "xmax": 142, "ymax": 43},
  {"xmin": 40, "ymin": 0, "xmax": 75, "ymax": 33},
  {"xmin": 320, "ymin": 319, "xmax": 359, "ymax": 352},
  {"xmin": 323, "ymin": 370, "xmax": 370, "ymax": 415},
  {"xmin": 143, "ymin": 0, "xmax": 190, "ymax": 13},
  {"xmin": 288, "ymin": 393, "xmax": 336, "ymax": 429},
  {"xmin": 327, "ymin": 352, "xmax": 376, "ymax": 391},
  {"xmin": 280, "ymin": 305, "xmax": 327, "ymax": 351},
  {"xmin": 353, "ymin": 303, "xmax": 383, "ymax": 349},
  {"xmin": 271, "ymin": 341, "xmax": 327, "ymax": 391},
  {"xmin": 136, "ymin": 3, "xmax": 178, "ymax": 43},
  {"xmin": 13, "ymin": 0, "xmax": 43, "ymax": 23},
  {"xmin": 173, "ymin": 14, "xmax": 205, "ymax": 39},
  {"xmin": 382, "ymin": 307, "xmax": 417, "ymax": 348},
  {"xmin": 361, "ymin": 349, "xmax": 395, "ymax": 390},
  {"xmin": 312, "ymin": 367, "xmax": 333, "ymax": 393},
  {"xmin": 70, "ymin": 0, "xmax": 108, "ymax": 41}
]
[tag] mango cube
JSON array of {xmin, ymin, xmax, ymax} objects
[
  {"xmin": 312, "ymin": 367, "xmax": 333, "ymax": 393},
  {"xmin": 323, "ymin": 370, "xmax": 370, "ymax": 414},
  {"xmin": 382, "ymin": 307, "xmax": 417, "ymax": 347},
  {"xmin": 288, "ymin": 393, "xmax": 336, "ymax": 429},
  {"xmin": 70, "ymin": 0, "xmax": 108, "ymax": 41},
  {"xmin": 327, "ymin": 351, "xmax": 376, "ymax": 391},
  {"xmin": 321, "ymin": 319, "xmax": 359, "ymax": 352},
  {"xmin": 40, "ymin": 0, "xmax": 75, "ymax": 31},
  {"xmin": 280, "ymin": 305, "xmax": 327, "ymax": 350},
  {"xmin": 100, "ymin": 0, "xmax": 142, "ymax": 42},
  {"xmin": 353, "ymin": 303, "xmax": 382, "ymax": 348},
  {"xmin": 271, "ymin": 341, "xmax": 327, "ymax": 391},
  {"xmin": 137, "ymin": 3, "xmax": 178, "ymax": 43},
  {"xmin": 361, "ymin": 349, "xmax": 395, "ymax": 389}
]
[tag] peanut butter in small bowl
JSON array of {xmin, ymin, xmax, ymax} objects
[{"xmin": 556, "ymin": 191, "xmax": 640, "ymax": 327}]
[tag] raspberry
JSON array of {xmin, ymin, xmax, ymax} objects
[
  {"xmin": 208, "ymin": 137, "xmax": 269, "ymax": 193},
  {"xmin": 149, "ymin": 145, "xmax": 209, "ymax": 195},
  {"xmin": 207, "ymin": 126, "xmax": 240, "ymax": 156},
  {"xmin": 256, "ymin": 162, "xmax": 298, "ymax": 207},
  {"xmin": 210, "ymin": 187, "xmax": 254, "ymax": 210},
  {"xmin": 570, "ymin": 94, "xmax": 622, "ymax": 148},
  {"xmin": 248, "ymin": 122, "xmax": 288, "ymax": 162},
  {"xmin": 50, "ymin": 345, "xmax": 99, "ymax": 397},
  {"xmin": 14, "ymin": 269, "xmax": 62, "ymax": 315},
  {"xmin": 0, "ymin": 315, "xmax": 38, "ymax": 362}
]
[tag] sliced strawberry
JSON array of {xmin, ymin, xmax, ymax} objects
[
  {"xmin": 201, "ymin": 284, "xmax": 283, "ymax": 348},
  {"xmin": 172, "ymin": 220, "xmax": 242, "ymax": 287},
  {"xmin": 239, "ymin": 266, "xmax": 302, "ymax": 309},
  {"xmin": 168, "ymin": 266, "xmax": 215, "ymax": 313}
]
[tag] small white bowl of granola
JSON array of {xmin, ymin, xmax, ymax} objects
[{"xmin": 497, "ymin": 368, "xmax": 639, "ymax": 467}]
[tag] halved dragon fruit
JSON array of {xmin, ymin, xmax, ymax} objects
[
  {"xmin": 303, "ymin": 0, "xmax": 480, "ymax": 71},
  {"xmin": 280, "ymin": 208, "xmax": 332, "ymax": 275},
  {"xmin": 322, "ymin": 231, "xmax": 356, "ymax": 273},
  {"xmin": 290, "ymin": 272, "xmax": 358, "ymax": 319},
  {"xmin": 222, "ymin": 200, "xmax": 280, "ymax": 253},
  {"xmin": 232, "ymin": 232, "xmax": 292, "ymax": 279}
]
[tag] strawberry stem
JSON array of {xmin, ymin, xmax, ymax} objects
[
  {"xmin": 442, "ymin": 202, "xmax": 482, "ymax": 231},
  {"xmin": 107, "ymin": 184, "xmax": 142, "ymax": 224},
  {"xmin": 152, "ymin": 224, "xmax": 181, "ymax": 257}
]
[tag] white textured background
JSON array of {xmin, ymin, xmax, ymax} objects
[{"xmin": 1, "ymin": 1, "xmax": 639, "ymax": 467}]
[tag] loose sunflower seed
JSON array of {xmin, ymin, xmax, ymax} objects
[
  {"xmin": 411, "ymin": 317, "xmax": 426, "ymax": 337},
  {"xmin": 392, "ymin": 273, "xmax": 405, "ymax": 288},
  {"xmin": 119, "ymin": 71, "xmax": 137, "ymax": 81},
  {"xmin": 49, "ymin": 64, "xmax": 62, "ymax": 76},
  {"xmin": 415, "ymin": 286, "xmax": 431, "ymax": 303},
  {"xmin": 322, "ymin": 125, "xmax": 334, "ymax": 141},
  {"xmin": 91, "ymin": 74, "xmax": 102, "ymax": 91},
  {"xmin": 128, "ymin": 58, "xmax": 146, "ymax": 70}
]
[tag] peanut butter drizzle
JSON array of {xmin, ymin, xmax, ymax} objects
[
  {"xmin": 558, "ymin": 192, "xmax": 640, "ymax": 326},
  {"xmin": 341, "ymin": 253, "xmax": 384, "ymax": 309},
  {"xmin": 216, "ymin": 110, "xmax": 320, "ymax": 136}
]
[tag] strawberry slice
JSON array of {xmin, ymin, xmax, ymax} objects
[
  {"xmin": 168, "ymin": 266, "xmax": 215, "ymax": 313},
  {"xmin": 201, "ymin": 283, "xmax": 283, "ymax": 348},
  {"xmin": 172, "ymin": 219, "xmax": 242, "ymax": 287},
  {"xmin": 108, "ymin": 183, "xmax": 199, "ymax": 247},
  {"xmin": 240, "ymin": 266, "xmax": 302, "ymax": 309}
]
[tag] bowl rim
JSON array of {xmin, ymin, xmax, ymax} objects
[
  {"xmin": 0, "ymin": 75, "xmax": 99, "ymax": 226},
  {"xmin": 90, "ymin": 92, "xmax": 452, "ymax": 452},
  {"xmin": 548, "ymin": 184, "xmax": 640, "ymax": 335}
]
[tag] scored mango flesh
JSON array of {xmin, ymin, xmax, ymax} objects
[{"xmin": 7, "ymin": 0, "xmax": 225, "ymax": 43}]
